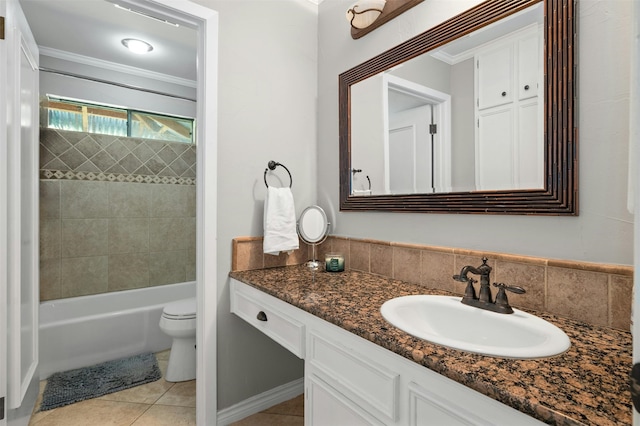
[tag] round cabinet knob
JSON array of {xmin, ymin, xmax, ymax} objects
[
  {"xmin": 524, "ymin": 85, "xmax": 530, "ymax": 90},
  {"xmin": 257, "ymin": 311, "xmax": 268, "ymax": 321},
  {"xmin": 501, "ymin": 91, "xmax": 507, "ymax": 97}
]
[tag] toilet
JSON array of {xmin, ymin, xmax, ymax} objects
[{"xmin": 159, "ymin": 297, "xmax": 196, "ymax": 382}]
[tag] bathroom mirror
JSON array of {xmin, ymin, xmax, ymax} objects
[
  {"xmin": 297, "ymin": 205, "xmax": 330, "ymax": 269},
  {"xmin": 339, "ymin": 0, "xmax": 577, "ymax": 215},
  {"xmin": 298, "ymin": 205, "xmax": 329, "ymax": 244}
]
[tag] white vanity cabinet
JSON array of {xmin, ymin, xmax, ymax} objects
[
  {"xmin": 230, "ymin": 278, "xmax": 305, "ymax": 358},
  {"xmin": 230, "ymin": 278, "xmax": 544, "ymax": 425},
  {"xmin": 475, "ymin": 25, "xmax": 543, "ymax": 191}
]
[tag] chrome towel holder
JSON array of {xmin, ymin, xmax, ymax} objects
[{"xmin": 264, "ymin": 160, "xmax": 292, "ymax": 188}]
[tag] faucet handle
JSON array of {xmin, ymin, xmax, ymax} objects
[
  {"xmin": 492, "ymin": 283, "xmax": 525, "ymax": 313},
  {"xmin": 453, "ymin": 274, "xmax": 476, "ymax": 283},
  {"xmin": 493, "ymin": 282, "xmax": 526, "ymax": 294},
  {"xmin": 461, "ymin": 277, "xmax": 477, "ymax": 301}
]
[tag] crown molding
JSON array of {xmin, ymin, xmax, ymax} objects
[{"xmin": 38, "ymin": 46, "xmax": 197, "ymax": 89}]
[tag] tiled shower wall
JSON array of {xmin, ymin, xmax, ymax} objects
[{"xmin": 39, "ymin": 129, "xmax": 196, "ymax": 301}]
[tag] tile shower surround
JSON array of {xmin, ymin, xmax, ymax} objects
[
  {"xmin": 40, "ymin": 129, "xmax": 196, "ymax": 183},
  {"xmin": 232, "ymin": 236, "xmax": 634, "ymax": 331},
  {"xmin": 39, "ymin": 129, "xmax": 196, "ymax": 301}
]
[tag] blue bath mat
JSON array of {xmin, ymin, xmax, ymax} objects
[{"xmin": 40, "ymin": 352, "xmax": 162, "ymax": 411}]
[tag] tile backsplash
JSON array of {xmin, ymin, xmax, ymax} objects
[
  {"xmin": 231, "ymin": 236, "xmax": 633, "ymax": 331},
  {"xmin": 40, "ymin": 129, "xmax": 196, "ymax": 301}
]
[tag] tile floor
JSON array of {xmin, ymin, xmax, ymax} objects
[
  {"xmin": 29, "ymin": 351, "xmax": 195, "ymax": 426},
  {"xmin": 27, "ymin": 350, "xmax": 304, "ymax": 426}
]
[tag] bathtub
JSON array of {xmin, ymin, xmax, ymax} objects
[{"xmin": 39, "ymin": 281, "xmax": 196, "ymax": 379}]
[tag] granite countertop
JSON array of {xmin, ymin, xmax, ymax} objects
[{"xmin": 229, "ymin": 265, "xmax": 632, "ymax": 426}]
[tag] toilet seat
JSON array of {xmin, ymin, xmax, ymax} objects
[{"xmin": 162, "ymin": 298, "xmax": 196, "ymax": 320}]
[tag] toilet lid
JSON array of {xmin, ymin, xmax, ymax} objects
[{"xmin": 163, "ymin": 298, "xmax": 196, "ymax": 319}]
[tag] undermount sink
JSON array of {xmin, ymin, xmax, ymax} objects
[{"xmin": 380, "ymin": 295, "xmax": 570, "ymax": 359}]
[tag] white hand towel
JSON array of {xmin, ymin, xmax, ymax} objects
[{"xmin": 263, "ymin": 186, "xmax": 299, "ymax": 256}]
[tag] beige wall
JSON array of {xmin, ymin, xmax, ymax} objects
[{"xmin": 39, "ymin": 129, "xmax": 196, "ymax": 301}]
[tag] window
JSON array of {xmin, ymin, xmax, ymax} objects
[
  {"xmin": 45, "ymin": 97, "xmax": 195, "ymax": 144},
  {"xmin": 130, "ymin": 111, "xmax": 194, "ymax": 143}
]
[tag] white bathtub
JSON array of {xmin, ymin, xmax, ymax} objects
[{"xmin": 39, "ymin": 281, "xmax": 196, "ymax": 379}]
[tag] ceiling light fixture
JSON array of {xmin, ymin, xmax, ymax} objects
[
  {"xmin": 114, "ymin": 4, "xmax": 179, "ymax": 27},
  {"xmin": 121, "ymin": 38, "xmax": 154, "ymax": 54}
]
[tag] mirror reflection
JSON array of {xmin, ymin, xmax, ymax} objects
[{"xmin": 350, "ymin": 3, "xmax": 543, "ymax": 196}]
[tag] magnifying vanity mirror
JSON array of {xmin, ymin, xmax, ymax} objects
[
  {"xmin": 297, "ymin": 205, "xmax": 330, "ymax": 269},
  {"xmin": 339, "ymin": 0, "xmax": 577, "ymax": 215}
]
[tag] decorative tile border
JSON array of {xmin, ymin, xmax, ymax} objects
[
  {"xmin": 39, "ymin": 128, "xmax": 197, "ymax": 185},
  {"xmin": 40, "ymin": 169, "xmax": 196, "ymax": 185}
]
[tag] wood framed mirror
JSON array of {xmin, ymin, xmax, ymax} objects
[{"xmin": 339, "ymin": 0, "xmax": 577, "ymax": 215}]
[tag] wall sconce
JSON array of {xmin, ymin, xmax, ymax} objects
[
  {"xmin": 347, "ymin": 0, "xmax": 425, "ymax": 39},
  {"xmin": 346, "ymin": 0, "xmax": 387, "ymax": 30}
]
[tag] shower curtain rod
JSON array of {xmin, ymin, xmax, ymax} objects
[{"xmin": 39, "ymin": 67, "xmax": 197, "ymax": 103}]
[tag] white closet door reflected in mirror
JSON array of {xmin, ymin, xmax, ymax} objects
[{"xmin": 475, "ymin": 24, "xmax": 543, "ymax": 191}]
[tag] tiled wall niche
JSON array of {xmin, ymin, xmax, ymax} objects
[
  {"xmin": 39, "ymin": 129, "xmax": 196, "ymax": 301},
  {"xmin": 232, "ymin": 236, "xmax": 634, "ymax": 331}
]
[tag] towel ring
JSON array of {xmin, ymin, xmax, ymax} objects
[{"xmin": 264, "ymin": 160, "xmax": 292, "ymax": 188}]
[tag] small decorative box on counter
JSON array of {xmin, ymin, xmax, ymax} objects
[{"xmin": 325, "ymin": 253, "xmax": 345, "ymax": 272}]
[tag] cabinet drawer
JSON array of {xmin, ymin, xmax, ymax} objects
[
  {"xmin": 308, "ymin": 331, "xmax": 399, "ymax": 422},
  {"xmin": 230, "ymin": 279, "xmax": 305, "ymax": 358}
]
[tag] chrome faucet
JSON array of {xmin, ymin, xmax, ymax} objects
[{"xmin": 453, "ymin": 257, "xmax": 525, "ymax": 314}]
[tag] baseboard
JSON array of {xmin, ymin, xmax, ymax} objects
[{"xmin": 216, "ymin": 377, "xmax": 304, "ymax": 425}]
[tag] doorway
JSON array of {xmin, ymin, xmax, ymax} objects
[
  {"xmin": 384, "ymin": 74, "xmax": 452, "ymax": 194},
  {"xmin": 9, "ymin": 0, "xmax": 218, "ymax": 424}
]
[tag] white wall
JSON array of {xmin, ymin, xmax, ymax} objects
[
  {"xmin": 193, "ymin": 0, "xmax": 317, "ymax": 409},
  {"xmin": 318, "ymin": 0, "xmax": 634, "ymax": 266},
  {"xmin": 351, "ymin": 74, "xmax": 385, "ymax": 193}
]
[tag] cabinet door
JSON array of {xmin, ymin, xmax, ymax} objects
[
  {"xmin": 408, "ymin": 382, "xmax": 489, "ymax": 426},
  {"xmin": 306, "ymin": 374, "xmax": 384, "ymax": 426},
  {"xmin": 307, "ymin": 331, "xmax": 399, "ymax": 422},
  {"xmin": 477, "ymin": 45, "xmax": 513, "ymax": 109},
  {"xmin": 476, "ymin": 106, "xmax": 515, "ymax": 190},
  {"xmin": 406, "ymin": 377, "xmax": 545, "ymax": 426},
  {"xmin": 518, "ymin": 32, "xmax": 540, "ymax": 100},
  {"xmin": 517, "ymin": 99, "xmax": 543, "ymax": 189}
]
